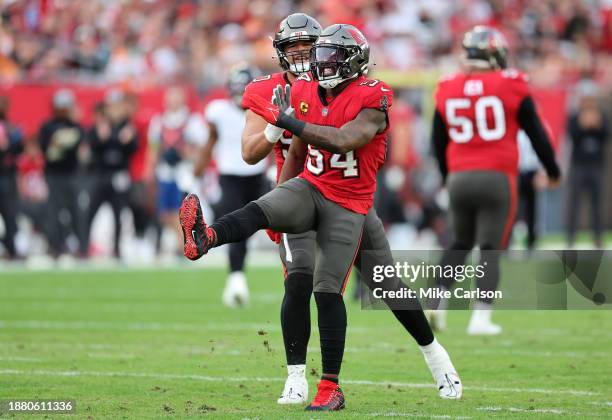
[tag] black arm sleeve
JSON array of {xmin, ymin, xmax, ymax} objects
[
  {"xmin": 518, "ymin": 96, "xmax": 561, "ymax": 179},
  {"xmin": 431, "ymin": 110, "xmax": 449, "ymax": 181}
]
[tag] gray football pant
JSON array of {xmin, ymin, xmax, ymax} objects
[
  {"xmin": 447, "ymin": 170, "xmax": 516, "ymax": 249},
  {"xmin": 437, "ymin": 170, "xmax": 517, "ymax": 304},
  {"xmin": 278, "ymin": 207, "xmax": 403, "ymax": 293},
  {"xmin": 256, "ymin": 178, "xmax": 365, "ymax": 293}
]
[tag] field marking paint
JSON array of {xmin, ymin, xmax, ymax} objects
[
  {"xmin": 588, "ymin": 402, "xmax": 612, "ymax": 407},
  {"xmin": 0, "ymin": 369, "xmax": 599, "ymax": 397},
  {"xmin": 0, "ymin": 320, "xmax": 374, "ymax": 334},
  {"xmin": 0, "ymin": 320, "xmax": 283, "ymax": 332},
  {"xmin": 0, "ymin": 356, "xmax": 41, "ymax": 362},
  {"xmin": 366, "ymin": 413, "xmax": 471, "ymax": 419},
  {"xmin": 477, "ymin": 406, "xmax": 567, "ymax": 415}
]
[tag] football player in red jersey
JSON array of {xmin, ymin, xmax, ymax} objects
[
  {"xmin": 181, "ymin": 24, "xmax": 462, "ymax": 410},
  {"xmin": 428, "ymin": 26, "xmax": 561, "ymax": 335},
  {"xmin": 241, "ymin": 15, "xmax": 461, "ymax": 407}
]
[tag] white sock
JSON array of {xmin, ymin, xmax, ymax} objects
[
  {"xmin": 419, "ymin": 338, "xmax": 455, "ymax": 380},
  {"xmin": 287, "ymin": 364, "xmax": 306, "ymax": 377},
  {"xmin": 470, "ymin": 300, "xmax": 493, "ymax": 323}
]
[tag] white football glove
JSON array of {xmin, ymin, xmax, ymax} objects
[{"xmin": 264, "ymin": 84, "xmax": 294, "ymax": 143}]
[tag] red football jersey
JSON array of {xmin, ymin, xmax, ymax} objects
[
  {"xmin": 434, "ymin": 69, "xmax": 530, "ymax": 176},
  {"xmin": 242, "ymin": 72, "xmax": 293, "ymax": 181},
  {"xmin": 291, "ymin": 75, "xmax": 393, "ymax": 215}
]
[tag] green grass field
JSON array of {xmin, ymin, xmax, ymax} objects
[{"xmin": 1, "ymin": 266, "xmax": 611, "ymax": 419}]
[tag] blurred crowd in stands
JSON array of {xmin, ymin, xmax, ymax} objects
[
  {"xmin": 0, "ymin": 0, "xmax": 611, "ymax": 87},
  {"xmin": 0, "ymin": 0, "xmax": 610, "ymax": 261}
]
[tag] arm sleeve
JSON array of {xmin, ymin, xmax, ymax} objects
[
  {"xmin": 431, "ymin": 110, "xmax": 449, "ymax": 181},
  {"xmin": 517, "ymin": 96, "xmax": 561, "ymax": 179},
  {"xmin": 241, "ymin": 82, "xmax": 255, "ymax": 110},
  {"xmin": 361, "ymin": 82, "xmax": 394, "ymax": 112}
]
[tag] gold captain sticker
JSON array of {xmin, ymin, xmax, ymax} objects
[{"xmin": 299, "ymin": 101, "xmax": 309, "ymax": 115}]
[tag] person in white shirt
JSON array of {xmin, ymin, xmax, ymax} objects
[
  {"xmin": 194, "ymin": 65, "xmax": 269, "ymax": 307},
  {"xmin": 148, "ymin": 86, "xmax": 206, "ymax": 255}
]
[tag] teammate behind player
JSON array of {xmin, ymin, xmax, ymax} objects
[
  {"xmin": 240, "ymin": 13, "xmax": 321, "ymax": 404},
  {"xmin": 181, "ymin": 24, "xmax": 462, "ymax": 410},
  {"xmin": 194, "ymin": 64, "xmax": 268, "ymax": 307},
  {"xmin": 428, "ymin": 26, "xmax": 561, "ymax": 334}
]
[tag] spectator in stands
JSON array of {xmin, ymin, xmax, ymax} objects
[
  {"xmin": 148, "ymin": 86, "xmax": 206, "ymax": 255},
  {"xmin": 0, "ymin": 96, "xmax": 23, "ymax": 258},
  {"xmin": 16, "ymin": 136, "xmax": 48, "ymax": 243},
  {"xmin": 126, "ymin": 92, "xmax": 155, "ymax": 260},
  {"xmin": 39, "ymin": 89, "xmax": 86, "ymax": 258},
  {"xmin": 84, "ymin": 90, "xmax": 137, "ymax": 259},
  {"xmin": 566, "ymin": 80, "xmax": 609, "ymax": 248}
]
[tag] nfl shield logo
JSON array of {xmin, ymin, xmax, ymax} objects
[{"xmin": 322, "ymin": 107, "xmax": 328, "ymax": 116}]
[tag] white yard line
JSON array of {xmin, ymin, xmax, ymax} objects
[
  {"xmin": 477, "ymin": 406, "xmax": 567, "ymax": 415},
  {"xmin": 0, "ymin": 320, "xmax": 378, "ymax": 334},
  {"xmin": 0, "ymin": 356, "xmax": 42, "ymax": 362},
  {"xmin": 366, "ymin": 413, "xmax": 471, "ymax": 419},
  {"xmin": 0, "ymin": 320, "xmax": 282, "ymax": 332},
  {"xmin": 0, "ymin": 369, "xmax": 600, "ymax": 397}
]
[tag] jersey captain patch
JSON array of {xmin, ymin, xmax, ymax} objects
[{"xmin": 300, "ymin": 101, "xmax": 309, "ymax": 115}]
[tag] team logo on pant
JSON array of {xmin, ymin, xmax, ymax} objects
[{"xmin": 300, "ymin": 101, "xmax": 309, "ymax": 115}]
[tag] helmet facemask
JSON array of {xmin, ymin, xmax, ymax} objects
[
  {"xmin": 310, "ymin": 45, "xmax": 358, "ymax": 89},
  {"xmin": 276, "ymin": 38, "xmax": 315, "ymax": 74}
]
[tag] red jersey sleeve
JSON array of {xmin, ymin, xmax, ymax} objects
[
  {"xmin": 500, "ymin": 68, "xmax": 530, "ymax": 104},
  {"xmin": 241, "ymin": 74, "xmax": 280, "ymax": 110},
  {"xmin": 433, "ymin": 74, "xmax": 458, "ymax": 114},
  {"xmin": 359, "ymin": 79, "xmax": 394, "ymax": 113}
]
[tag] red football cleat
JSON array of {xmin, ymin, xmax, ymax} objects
[
  {"xmin": 179, "ymin": 194, "xmax": 215, "ymax": 260},
  {"xmin": 305, "ymin": 379, "xmax": 345, "ymax": 411}
]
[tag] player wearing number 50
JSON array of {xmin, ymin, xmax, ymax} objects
[{"xmin": 428, "ymin": 26, "xmax": 561, "ymax": 335}]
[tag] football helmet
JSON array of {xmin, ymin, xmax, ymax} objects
[
  {"xmin": 227, "ymin": 63, "xmax": 259, "ymax": 105},
  {"xmin": 273, "ymin": 13, "xmax": 321, "ymax": 74},
  {"xmin": 462, "ymin": 25, "xmax": 508, "ymax": 70},
  {"xmin": 310, "ymin": 24, "xmax": 370, "ymax": 90}
]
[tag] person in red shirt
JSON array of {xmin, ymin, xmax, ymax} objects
[
  {"xmin": 429, "ymin": 26, "xmax": 561, "ymax": 335},
  {"xmin": 181, "ymin": 24, "xmax": 462, "ymax": 410},
  {"xmin": 16, "ymin": 137, "xmax": 48, "ymax": 242},
  {"xmin": 126, "ymin": 92, "xmax": 153, "ymax": 247}
]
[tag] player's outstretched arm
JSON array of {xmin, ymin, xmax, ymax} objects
[
  {"xmin": 278, "ymin": 135, "xmax": 307, "ymax": 184},
  {"xmin": 241, "ymin": 109, "xmax": 277, "ymax": 165},
  {"xmin": 278, "ymin": 108, "xmax": 387, "ymax": 154}
]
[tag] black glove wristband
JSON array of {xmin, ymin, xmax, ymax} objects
[{"xmin": 276, "ymin": 112, "xmax": 306, "ymax": 137}]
